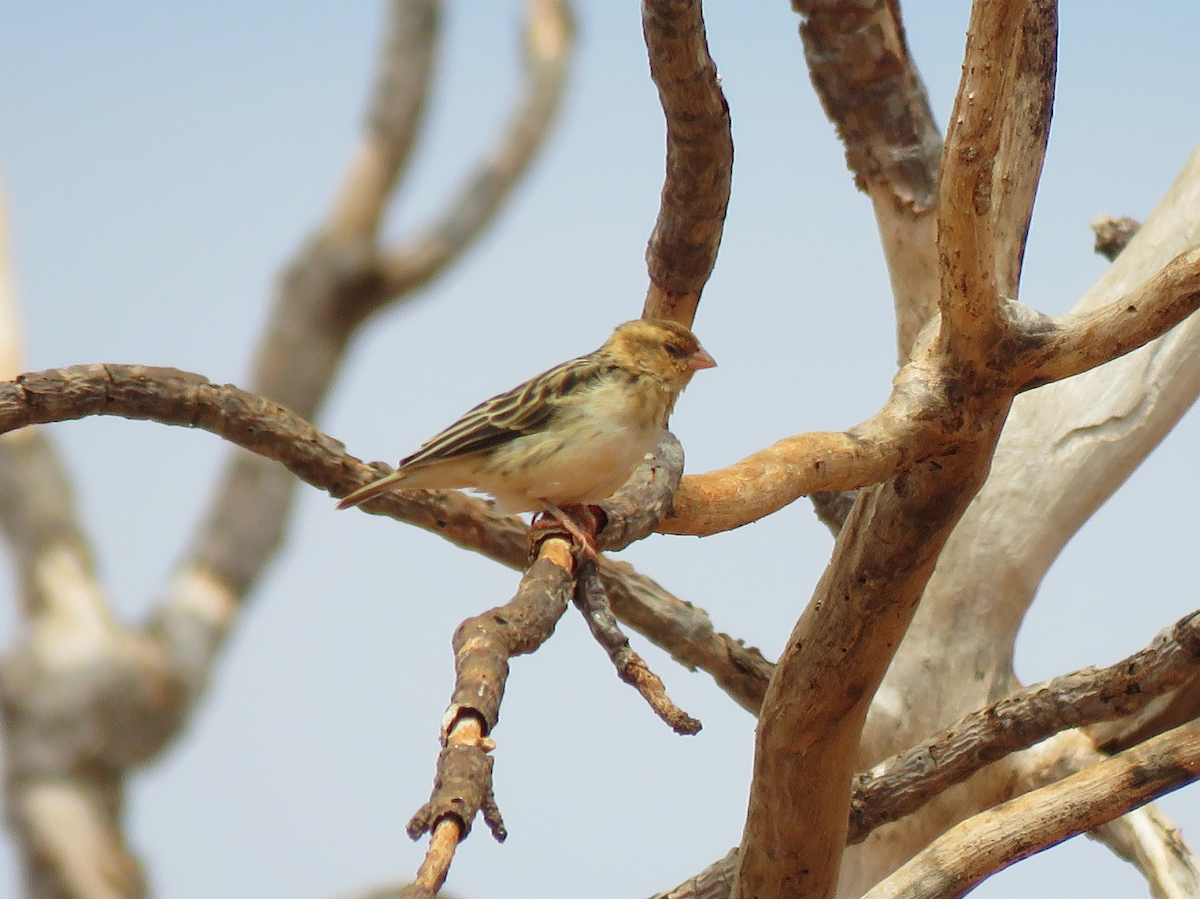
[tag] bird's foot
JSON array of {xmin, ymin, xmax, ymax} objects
[{"xmin": 532, "ymin": 502, "xmax": 602, "ymax": 565}]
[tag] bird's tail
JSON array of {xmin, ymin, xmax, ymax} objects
[{"xmin": 336, "ymin": 470, "xmax": 407, "ymax": 510}]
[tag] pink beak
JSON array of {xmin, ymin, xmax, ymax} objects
[{"xmin": 688, "ymin": 346, "xmax": 717, "ymax": 371}]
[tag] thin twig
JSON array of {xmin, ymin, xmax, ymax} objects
[
  {"xmin": 574, "ymin": 563, "xmax": 700, "ymax": 735},
  {"xmin": 1019, "ymin": 245, "xmax": 1200, "ymax": 389},
  {"xmin": 600, "ymin": 561, "xmax": 772, "ymax": 715}
]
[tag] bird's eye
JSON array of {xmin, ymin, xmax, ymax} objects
[{"xmin": 664, "ymin": 342, "xmax": 688, "ymax": 359}]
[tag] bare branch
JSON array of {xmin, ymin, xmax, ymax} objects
[
  {"xmin": 861, "ymin": 719, "xmax": 1200, "ymax": 899},
  {"xmin": 600, "ymin": 561, "xmax": 772, "ymax": 715},
  {"xmin": 734, "ymin": 433, "xmax": 1000, "ymax": 899},
  {"xmin": 329, "ymin": 0, "xmax": 441, "ymax": 241},
  {"xmin": 937, "ymin": 0, "xmax": 1057, "ymax": 362},
  {"xmin": 573, "ymin": 563, "xmax": 701, "ymax": 734},
  {"xmin": 660, "ymin": 336, "xmax": 946, "ymax": 537},
  {"xmin": 403, "ymin": 539, "xmax": 574, "ymax": 894},
  {"xmin": 640, "ymin": 0, "xmax": 733, "ymax": 326},
  {"xmin": 1020, "ymin": 246, "xmax": 1200, "ymax": 389},
  {"xmin": 1010, "ymin": 732, "xmax": 1200, "ymax": 899},
  {"xmin": 840, "ymin": 137, "xmax": 1200, "ymax": 898},
  {"xmin": 594, "ymin": 430, "xmax": 683, "ymax": 552},
  {"xmin": 793, "ymin": 0, "xmax": 943, "ymax": 359},
  {"xmin": 849, "ymin": 609, "xmax": 1200, "ymax": 842},
  {"xmin": 441, "ymin": 540, "xmax": 574, "ymax": 736},
  {"xmin": 659, "ymin": 423, "xmax": 914, "ymax": 537},
  {"xmin": 404, "ymin": 719, "xmax": 499, "ymax": 899},
  {"xmin": 380, "ymin": 0, "xmax": 575, "ymax": 297}
]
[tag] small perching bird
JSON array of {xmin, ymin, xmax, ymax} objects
[{"xmin": 337, "ymin": 318, "xmax": 716, "ymax": 553}]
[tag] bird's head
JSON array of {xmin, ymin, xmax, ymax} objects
[{"xmin": 604, "ymin": 318, "xmax": 717, "ymax": 391}]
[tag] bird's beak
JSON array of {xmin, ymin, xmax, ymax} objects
[{"xmin": 688, "ymin": 347, "xmax": 717, "ymax": 371}]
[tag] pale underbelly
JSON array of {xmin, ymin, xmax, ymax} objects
[{"xmin": 476, "ymin": 423, "xmax": 660, "ymax": 513}]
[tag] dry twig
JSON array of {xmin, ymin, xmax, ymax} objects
[
  {"xmin": 404, "ymin": 538, "xmax": 575, "ymax": 895},
  {"xmin": 573, "ymin": 563, "xmax": 701, "ymax": 735}
]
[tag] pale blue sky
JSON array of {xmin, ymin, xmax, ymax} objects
[{"xmin": 1, "ymin": 2, "xmax": 1198, "ymax": 898}]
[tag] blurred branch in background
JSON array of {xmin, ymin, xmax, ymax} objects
[{"xmin": 0, "ymin": 1, "xmax": 574, "ymax": 896}]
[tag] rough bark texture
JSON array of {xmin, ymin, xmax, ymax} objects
[
  {"xmin": 794, "ymin": 0, "xmax": 943, "ymax": 358},
  {"xmin": 641, "ymin": 0, "xmax": 733, "ymax": 326}
]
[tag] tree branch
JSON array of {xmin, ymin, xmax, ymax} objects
[
  {"xmin": 734, "ymin": 431, "xmax": 1002, "ymax": 899},
  {"xmin": 793, "ymin": 0, "xmax": 943, "ymax": 359},
  {"xmin": 733, "ymin": 4, "xmax": 1060, "ymax": 896},
  {"xmin": 380, "ymin": 0, "xmax": 575, "ymax": 297},
  {"xmin": 861, "ymin": 719, "xmax": 1200, "ymax": 899},
  {"xmin": 840, "ymin": 136, "xmax": 1200, "ymax": 899},
  {"xmin": 1010, "ymin": 730, "xmax": 1200, "ymax": 899},
  {"xmin": 329, "ymin": 0, "xmax": 441, "ymax": 241},
  {"xmin": 936, "ymin": 0, "xmax": 1056, "ymax": 366},
  {"xmin": 849, "ymin": 609, "xmax": 1200, "ymax": 842},
  {"xmin": 640, "ymin": 0, "xmax": 733, "ymax": 326},
  {"xmin": 1019, "ymin": 246, "xmax": 1200, "ymax": 389},
  {"xmin": 573, "ymin": 563, "xmax": 701, "ymax": 734}
]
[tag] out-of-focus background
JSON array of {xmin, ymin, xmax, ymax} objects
[{"xmin": 0, "ymin": 2, "xmax": 1197, "ymax": 897}]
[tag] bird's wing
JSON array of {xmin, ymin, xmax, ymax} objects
[{"xmin": 398, "ymin": 354, "xmax": 608, "ymax": 468}]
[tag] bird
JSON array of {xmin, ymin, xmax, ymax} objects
[{"xmin": 336, "ymin": 318, "xmax": 716, "ymax": 555}]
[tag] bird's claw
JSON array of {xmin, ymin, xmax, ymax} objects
[{"xmin": 531, "ymin": 502, "xmax": 602, "ymax": 566}]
